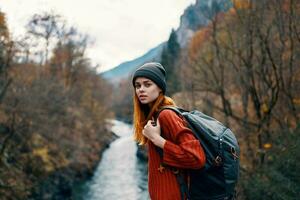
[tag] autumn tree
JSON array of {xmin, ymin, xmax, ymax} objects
[
  {"xmin": 185, "ymin": 1, "xmax": 300, "ymax": 198},
  {"xmin": 0, "ymin": 10, "xmax": 114, "ymax": 200},
  {"xmin": 50, "ymin": 26, "xmax": 91, "ymax": 89},
  {"xmin": 0, "ymin": 11, "xmax": 14, "ymax": 167},
  {"xmin": 0, "ymin": 11, "xmax": 12, "ymax": 103},
  {"xmin": 187, "ymin": 0, "xmax": 299, "ymax": 161}
]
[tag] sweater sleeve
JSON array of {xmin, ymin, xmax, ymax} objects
[{"xmin": 158, "ymin": 109, "xmax": 206, "ymax": 169}]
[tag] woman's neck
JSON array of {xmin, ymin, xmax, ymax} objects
[{"xmin": 148, "ymin": 102, "xmax": 153, "ymax": 109}]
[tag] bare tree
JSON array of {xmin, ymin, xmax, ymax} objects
[
  {"xmin": 50, "ymin": 26, "xmax": 91, "ymax": 89},
  {"xmin": 26, "ymin": 12, "xmax": 64, "ymax": 66}
]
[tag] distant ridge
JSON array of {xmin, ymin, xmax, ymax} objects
[
  {"xmin": 100, "ymin": 0, "xmax": 232, "ymax": 84},
  {"xmin": 100, "ymin": 42, "xmax": 165, "ymax": 84}
]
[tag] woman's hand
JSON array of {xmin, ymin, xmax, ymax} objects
[{"xmin": 143, "ymin": 118, "xmax": 166, "ymax": 148}]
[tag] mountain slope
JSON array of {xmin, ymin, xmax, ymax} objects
[
  {"xmin": 100, "ymin": 42, "xmax": 165, "ymax": 83},
  {"xmin": 101, "ymin": 0, "xmax": 232, "ymax": 83},
  {"xmin": 176, "ymin": 0, "xmax": 232, "ymax": 47}
]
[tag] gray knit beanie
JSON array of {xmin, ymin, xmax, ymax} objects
[{"xmin": 132, "ymin": 62, "xmax": 166, "ymax": 94}]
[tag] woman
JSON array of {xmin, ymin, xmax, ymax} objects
[{"xmin": 132, "ymin": 62, "xmax": 206, "ymax": 200}]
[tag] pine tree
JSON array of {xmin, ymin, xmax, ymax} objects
[{"xmin": 161, "ymin": 29, "xmax": 181, "ymax": 95}]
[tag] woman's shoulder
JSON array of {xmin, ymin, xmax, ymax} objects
[
  {"xmin": 159, "ymin": 109, "xmax": 176, "ymax": 116},
  {"xmin": 158, "ymin": 109, "xmax": 182, "ymax": 122},
  {"xmin": 158, "ymin": 108, "xmax": 188, "ymax": 137}
]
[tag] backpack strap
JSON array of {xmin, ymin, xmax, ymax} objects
[
  {"xmin": 155, "ymin": 106, "xmax": 191, "ymax": 200},
  {"xmin": 157, "ymin": 106, "xmax": 187, "ymax": 118},
  {"xmin": 154, "ymin": 106, "xmax": 185, "ymax": 158}
]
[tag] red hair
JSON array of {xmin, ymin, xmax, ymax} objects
[{"xmin": 133, "ymin": 92, "xmax": 176, "ymax": 145}]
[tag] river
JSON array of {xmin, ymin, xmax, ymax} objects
[{"xmin": 74, "ymin": 120, "xmax": 149, "ymax": 200}]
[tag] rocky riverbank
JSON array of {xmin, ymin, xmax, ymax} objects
[
  {"xmin": 0, "ymin": 123, "xmax": 118, "ymax": 200},
  {"xmin": 28, "ymin": 129, "xmax": 119, "ymax": 200}
]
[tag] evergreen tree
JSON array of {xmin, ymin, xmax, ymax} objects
[{"xmin": 160, "ymin": 29, "xmax": 181, "ymax": 95}]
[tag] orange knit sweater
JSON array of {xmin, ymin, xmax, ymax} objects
[{"xmin": 147, "ymin": 109, "xmax": 206, "ymax": 200}]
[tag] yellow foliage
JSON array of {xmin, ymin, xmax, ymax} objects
[
  {"xmin": 31, "ymin": 133, "xmax": 70, "ymax": 172},
  {"xmin": 293, "ymin": 98, "xmax": 300, "ymax": 105},
  {"xmin": 32, "ymin": 146, "xmax": 70, "ymax": 172},
  {"xmin": 232, "ymin": 0, "xmax": 251, "ymax": 9},
  {"xmin": 31, "ymin": 133, "xmax": 46, "ymax": 147},
  {"xmin": 32, "ymin": 147, "xmax": 54, "ymax": 172},
  {"xmin": 263, "ymin": 143, "xmax": 272, "ymax": 149},
  {"xmin": 261, "ymin": 103, "xmax": 269, "ymax": 114}
]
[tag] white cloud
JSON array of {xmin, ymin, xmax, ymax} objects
[{"xmin": 0, "ymin": 0, "xmax": 195, "ymax": 72}]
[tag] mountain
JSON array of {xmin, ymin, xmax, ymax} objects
[
  {"xmin": 176, "ymin": 0, "xmax": 232, "ymax": 47},
  {"xmin": 100, "ymin": 42, "xmax": 165, "ymax": 84},
  {"xmin": 100, "ymin": 0, "xmax": 232, "ymax": 83}
]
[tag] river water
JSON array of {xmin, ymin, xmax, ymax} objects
[{"xmin": 74, "ymin": 120, "xmax": 149, "ymax": 200}]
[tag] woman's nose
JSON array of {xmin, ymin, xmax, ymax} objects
[{"xmin": 139, "ymin": 85, "xmax": 145, "ymax": 91}]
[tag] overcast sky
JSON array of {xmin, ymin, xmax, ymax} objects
[{"xmin": 0, "ymin": 0, "xmax": 195, "ymax": 72}]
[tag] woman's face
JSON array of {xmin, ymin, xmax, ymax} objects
[{"xmin": 134, "ymin": 77, "xmax": 162, "ymax": 105}]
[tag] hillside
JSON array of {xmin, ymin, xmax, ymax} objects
[
  {"xmin": 100, "ymin": 42, "xmax": 164, "ymax": 84},
  {"xmin": 101, "ymin": 0, "xmax": 233, "ymax": 84}
]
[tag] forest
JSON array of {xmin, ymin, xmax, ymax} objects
[
  {"xmin": 0, "ymin": 10, "xmax": 117, "ymax": 199},
  {"xmin": 0, "ymin": 0, "xmax": 299, "ymax": 199},
  {"xmin": 114, "ymin": 1, "xmax": 300, "ymax": 199}
]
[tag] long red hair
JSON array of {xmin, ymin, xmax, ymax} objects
[{"xmin": 133, "ymin": 92, "xmax": 176, "ymax": 145}]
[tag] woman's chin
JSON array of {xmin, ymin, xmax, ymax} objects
[{"xmin": 140, "ymin": 100, "xmax": 148, "ymax": 104}]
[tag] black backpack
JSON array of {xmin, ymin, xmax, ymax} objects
[{"xmin": 157, "ymin": 106, "xmax": 240, "ymax": 200}]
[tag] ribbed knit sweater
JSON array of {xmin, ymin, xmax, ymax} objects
[{"xmin": 148, "ymin": 109, "xmax": 206, "ymax": 200}]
